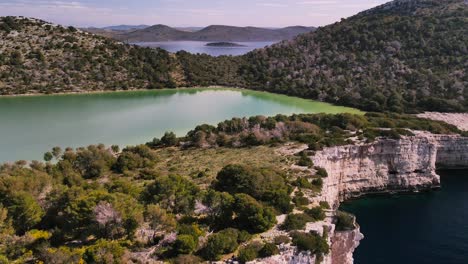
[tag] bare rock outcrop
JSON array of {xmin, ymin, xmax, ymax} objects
[{"xmin": 309, "ymin": 132, "xmax": 468, "ymax": 264}]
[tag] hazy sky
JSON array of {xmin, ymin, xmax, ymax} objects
[{"xmin": 0, "ymin": 0, "xmax": 389, "ymax": 27}]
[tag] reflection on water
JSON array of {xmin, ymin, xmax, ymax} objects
[
  {"xmin": 133, "ymin": 41, "xmax": 277, "ymax": 56},
  {"xmin": 0, "ymin": 88, "xmax": 362, "ymax": 163}
]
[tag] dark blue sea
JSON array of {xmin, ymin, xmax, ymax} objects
[{"xmin": 341, "ymin": 170, "xmax": 468, "ymax": 264}]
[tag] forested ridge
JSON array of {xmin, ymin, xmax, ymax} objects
[
  {"xmin": 0, "ymin": 0, "xmax": 467, "ymax": 113},
  {"xmin": 239, "ymin": 0, "xmax": 468, "ymax": 113},
  {"xmin": 177, "ymin": 0, "xmax": 467, "ymax": 112}
]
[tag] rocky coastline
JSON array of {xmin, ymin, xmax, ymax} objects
[{"xmin": 256, "ymin": 131, "xmax": 468, "ymax": 264}]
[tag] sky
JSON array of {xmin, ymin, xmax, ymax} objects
[{"xmin": 0, "ymin": 0, "xmax": 390, "ymax": 28}]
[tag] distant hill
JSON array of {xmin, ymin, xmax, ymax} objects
[
  {"xmin": 102, "ymin": 24, "xmax": 149, "ymax": 31},
  {"xmin": 0, "ymin": 17, "xmax": 182, "ymax": 95},
  {"xmin": 112, "ymin": 25, "xmax": 315, "ymax": 42},
  {"xmin": 237, "ymin": 0, "xmax": 468, "ymax": 112},
  {"xmin": 1, "ymin": 0, "xmax": 467, "ymax": 114}
]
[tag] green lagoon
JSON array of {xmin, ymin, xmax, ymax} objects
[{"xmin": 0, "ymin": 88, "xmax": 362, "ymax": 163}]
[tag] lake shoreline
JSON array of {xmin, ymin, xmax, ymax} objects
[{"xmin": 0, "ymin": 85, "xmax": 245, "ymax": 98}]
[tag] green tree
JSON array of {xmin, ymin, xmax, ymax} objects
[
  {"xmin": 142, "ymin": 175, "xmax": 199, "ymax": 214},
  {"xmin": 233, "ymin": 194, "xmax": 276, "ymax": 233},
  {"xmin": 202, "ymin": 228, "xmax": 240, "ymax": 261},
  {"xmin": 7, "ymin": 192, "xmax": 44, "ymax": 234},
  {"xmin": 83, "ymin": 239, "xmax": 125, "ymax": 264},
  {"xmin": 145, "ymin": 204, "xmax": 177, "ymax": 237},
  {"xmin": 281, "ymin": 213, "xmax": 312, "ymax": 231},
  {"xmin": 43, "ymin": 152, "xmax": 53, "ymax": 162},
  {"xmin": 173, "ymin": 235, "xmax": 197, "ymax": 255},
  {"xmin": 259, "ymin": 243, "xmax": 279, "ymax": 258},
  {"xmin": 161, "ymin": 132, "xmax": 178, "ymax": 146},
  {"xmin": 52, "ymin": 147, "xmax": 62, "ymax": 159}
]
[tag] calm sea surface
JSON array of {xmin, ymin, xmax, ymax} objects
[
  {"xmin": 0, "ymin": 88, "xmax": 361, "ymax": 163},
  {"xmin": 133, "ymin": 41, "xmax": 277, "ymax": 56},
  {"xmin": 341, "ymin": 170, "xmax": 468, "ymax": 264}
]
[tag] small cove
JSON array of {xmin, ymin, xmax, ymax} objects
[{"xmin": 341, "ymin": 170, "xmax": 468, "ymax": 264}]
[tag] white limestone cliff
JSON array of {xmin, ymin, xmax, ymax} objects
[{"xmin": 310, "ymin": 132, "xmax": 468, "ymax": 264}]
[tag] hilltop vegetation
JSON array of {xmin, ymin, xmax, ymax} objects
[
  {"xmin": 1, "ymin": 0, "xmax": 467, "ymax": 114},
  {"xmin": 240, "ymin": 0, "xmax": 468, "ymax": 113},
  {"xmin": 0, "ymin": 112, "xmax": 464, "ymax": 263},
  {"xmin": 0, "ymin": 17, "xmax": 179, "ymax": 94}
]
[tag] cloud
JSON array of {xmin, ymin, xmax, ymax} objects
[
  {"xmin": 0, "ymin": 0, "xmax": 391, "ymax": 27},
  {"xmin": 0, "ymin": 0, "xmax": 147, "ymax": 26},
  {"xmin": 256, "ymin": 3, "xmax": 288, "ymax": 7}
]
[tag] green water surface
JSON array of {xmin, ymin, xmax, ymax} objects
[{"xmin": 0, "ymin": 88, "xmax": 362, "ymax": 162}]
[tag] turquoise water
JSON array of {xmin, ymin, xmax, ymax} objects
[
  {"xmin": 341, "ymin": 170, "xmax": 468, "ymax": 264},
  {"xmin": 0, "ymin": 88, "xmax": 362, "ymax": 163}
]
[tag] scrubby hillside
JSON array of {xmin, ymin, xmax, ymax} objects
[
  {"xmin": 240, "ymin": 0, "xmax": 468, "ymax": 112},
  {"xmin": 0, "ymin": 112, "xmax": 463, "ymax": 263},
  {"xmin": 1, "ymin": 0, "xmax": 467, "ymax": 114},
  {"xmin": 0, "ymin": 17, "xmax": 180, "ymax": 95}
]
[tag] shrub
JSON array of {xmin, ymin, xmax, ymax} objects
[
  {"xmin": 293, "ymin": 196, "xmax": 310, "ymax": 207},
  {"xmin": 237, "ymin": 243, "xmax": 261, "ymax": 263},
  {"xmin": 291, "ymin": 231, "xmax": 329, "ymax": 256},
  {"xmin": 173, "ymin": 254, "xmax": 203, "ymax": 264},
  {"xmin": 312, "ymin": 178, "xmax": 323, "ymax": 189},
  {"xmin": 335, "ymin": 211, "xmax": 355, "ymax": 231},
  {"xmin": 281, "ymin": 213, "xmax": 312, "ymax": 231},
  {"xmin": 215, "ymin": 165, "xmax": 291, "ymax": 213},
  {"xmin": 304, "ymin": 206, "xmax": 326, "ymax": 221},
  {"xmin": 161, "ymin": 132, "xmax": 178, "ymax": 146},
  {"xmin": 259, "ymin": 243, "xmax": 279, "ymax": 258},
  {"xmin": 294, "ymin": 177, "xmax": 314, "ymax": 189},
  {"xmin": 319, "ymin": 201, "xmax": 330, "ymax": 209},
  {"xmin": 83, "ymin": 239, "xmax": 125, "ymax": 264},
  {"xmin": 202, "ymin": 228, "xmax": 241, "ymax": 261},
  {"xmin": 315, "ymin": 167, "xmax": 328, "ymax": 177},
  {"xmin": 234, "ymin": 194, "xmax": 276, "ymax": 233},
  {"xmin": 297, "ymin": 152, "xmax": 313, "ymax": 167},
  {"xmin": 274, "ymin": 235, "xmax": 291, "ymax": 245},
  {"xmin": 142, "ymin": 175, "xmax": 200, "ymax": 214},
  {"xmin": 173, "ymin": 235, "xmax": 197, "ymax": 255}
]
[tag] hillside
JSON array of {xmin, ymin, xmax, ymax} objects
[
  {"xmin": 0, "ymin": 17, "xmax": 181, "ymax": 94},
  {"xmin": 1, "ymin": 0, "xmax": 467, "ymax": 114},
  {"xmin": 0, "ymin": 111, "xmax": 464, "ymax": 263},
  {"xmin": 112, "ymin": 24, "xmax": 315, "ymax": 42},
  {"xmin": 238, "ymin": 0, "xmax": 468, "ymax": 112},
  {"xmin": 102, "ymin": 24, "xmax": 149, "ymax": 31}
]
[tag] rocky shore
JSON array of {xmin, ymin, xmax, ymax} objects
[{"xmin": 258, "ymin": 131, "xmax": 468, "ymax": 264}]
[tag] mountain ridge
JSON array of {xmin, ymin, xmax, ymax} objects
[
  {"xmin": 109, "ymin": 24, "xmax": 315, "ymax": 42},
  {"xmin": 1, "ymin": 0, "xmax": 467, "ymax": 113}
]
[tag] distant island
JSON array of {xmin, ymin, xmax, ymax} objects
[
  {"xmin": 206, "ymin": 42, "xmax": 246, "ymax": 47},
  {"xmin": 84, "ymin": 24, "xmax": 315, "ymax": 42}
]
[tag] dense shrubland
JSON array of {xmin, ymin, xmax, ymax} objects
[
  {"xmin": 0, "ymin": 17, "xmax": 177, "ymax": 95},
  {"xmin": 0, "ymin": 112, "xmax": 463, "ymax": 263},
  {"xmin": 240, "ymin": 0, "xmax": 468, "ymax": 112},
  {"xmin": 2, "ymin": 0, "xmax": 467, "ymax": 113}
]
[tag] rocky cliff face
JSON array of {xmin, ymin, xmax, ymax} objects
[
  {"xmin": 313, "ymin": 136, "xmax": 439, "ymax": 208},
  {"xmin": 309, "ymin": 132, "xmax": 468, "ymax": 264}
]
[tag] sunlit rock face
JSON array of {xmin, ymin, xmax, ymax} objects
[
  {"xmin": 245, "ymin": 133, "xmax": 467, "ymax": 264},
  {"xmin": 310, "ymin": 132, "xmax": 467, "ymax": 264},
  {"xmin": 313, "ymin": 135, "xmax": 440, "ymax": 209}
]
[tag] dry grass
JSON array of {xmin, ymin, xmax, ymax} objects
[{"xmin": 152, "ymin": 145, "xmax": 298, "ymax": 187}]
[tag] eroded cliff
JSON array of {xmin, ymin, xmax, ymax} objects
[{"xmin": 309, "ymin": 132, "xmax": 468, "ymax": 264}]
